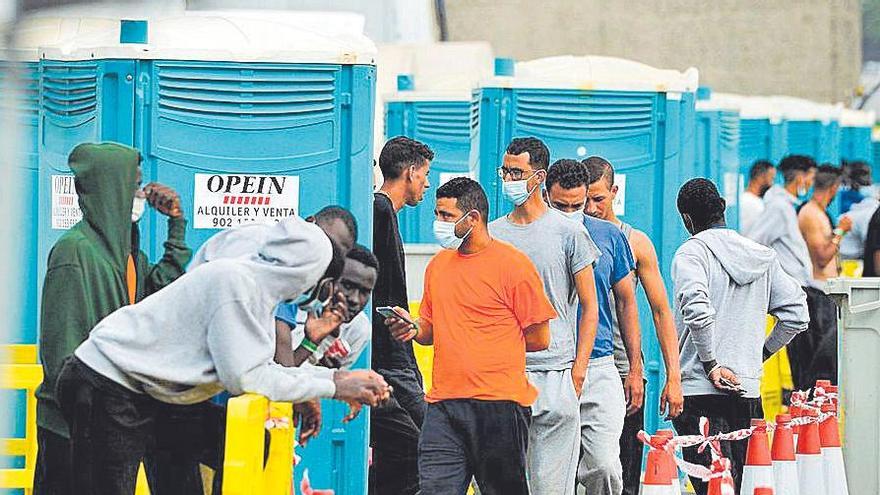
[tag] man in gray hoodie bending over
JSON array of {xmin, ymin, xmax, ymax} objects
[
  {"xmin": 670, "ymin": 179, "xmax": 809, "ymax": 495},
  {"xmin": 56, "ymin": 216, "xmax": 390, "ymax": 495}
]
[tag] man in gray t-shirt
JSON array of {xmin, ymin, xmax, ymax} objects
[{"xmin": 488, "ymin": 137, "xmax": 600, "ymax": 495}]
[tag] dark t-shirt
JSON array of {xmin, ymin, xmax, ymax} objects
[
  {"xmin": 863, "ymin": 207, "xmax": 880, "ymax": 277},
  {"xmin": 372, "ymin": 193, "xmax": 418, "ymax": 370}
]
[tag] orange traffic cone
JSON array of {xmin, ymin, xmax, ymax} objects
[
  {"xmin": 771, "ymin": 413, "xmax": 799, "ymax": 495},
  {"xmin": 742, "ymin": 419, "xmax": 774, "ymax": 495},
  {"xmin": 796, "ymin": 409, "xmax": 826, "ymax": 495},
  {"xmin": 655, "ymin": 430, "xmax": 681, "ymax": 495},
  {"xmin": 641, "ymin": 435, "xmax": 676, "ymax": 495},
  {"xmin": 818, "ymin": 403, "xmax": 848, "ymax": 495},
  {"xmin": 754, "ymin": 488, "xmax": 775, "ymax": 495},
  {"xmin": 707, "ymin": 457, "xmax": 735, "ymax": 495}
]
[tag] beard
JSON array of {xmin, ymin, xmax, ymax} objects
[{"xmin": 758, "ymin": 184, "xmax": 772, "ymax": 197}]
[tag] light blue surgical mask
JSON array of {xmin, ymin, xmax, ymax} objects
[
  {"xmin": 502, "ymin": 173, "xmax": 540, "ymax": 206},
  {"xmin": 290, "ymin": 278, "xmax": 334, "ymax": 316},
  {"xmin": 433, "ymin": 211, "xmax": 475, "ymax": 250}
]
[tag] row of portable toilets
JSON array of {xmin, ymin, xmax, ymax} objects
[{"xmin": 1, "ymin": 10, "xmax": 877, "ymax": 495}]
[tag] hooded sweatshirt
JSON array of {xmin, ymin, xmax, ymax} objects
[
  {"xmin": 75, "ymin": 215, "xmax": 337, "ymax": 405},
  {"xmin": 672, "ymin": 228, "xmax": 809, "ymax": 398},
  {"xmin": 839, "ymin": 197, "xmax": 880, "ymax": 259},
  {"xmin": 36, "ymin": 142, "xmax": 191, "ymax": 437},
  {"xmin": 747, "ymin": 185, "xmax": 812, "ymax": 287}
]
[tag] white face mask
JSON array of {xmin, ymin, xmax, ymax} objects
[
  {"xmin": 131, "ymin": 195, "xmax": 147, "ymax": 222},
  {"xmin": 553, "ymin": 207, "xmax": 583, "ymax": 222},
  {"xmin": 433, "ymin": 211, "xmax": 474, "ymax": 250}
]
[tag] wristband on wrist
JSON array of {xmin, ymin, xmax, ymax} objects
[
  {"xmin": 833, "ymin": 227, "xmax": 846, "ymax": 237},
  {"xmin": 701, "ymin": 359, "xmax": 719, "ymax": 376},
  {"xmin": 301, "ymin": 338, "xmax": 319, "ymax": 353}
]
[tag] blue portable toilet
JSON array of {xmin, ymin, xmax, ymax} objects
[
  {"xmin": 39, "ymin": 12, "xmax": 377, "ymax": 494},
  {"xmin": 874, "ymin": 129, "xmax": 880, "ymax": 181},
  {"xmin": 474, "ymin": 55, "xmax": 699, "ymax": 435},
  {"xmin": 695, "ymin": 89, "xmax": 741, "ymax": 229},
  {"xmin": 383, "ymin": 49, "xmax": 493, "ymax": 244},
  {"xmin": 714, "ymin": 93, "xmax": 786, "ymax": 172},
  {"xmin": 385, "ymin": 86, "xmax": 478, "ymax": 242}
]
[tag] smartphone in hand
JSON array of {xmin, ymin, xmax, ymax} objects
[{"xmin": 376, "ymin": 306, "xmax": 416, "ymax": 326}]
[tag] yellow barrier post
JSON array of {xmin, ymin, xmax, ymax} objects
[
  {"xmin": 0, "ymin": 363, "xmax": 42, "ymax": 494},
  {"xmin": 263, "ymin": 402, "xmax": 294, "ymax": 494},
  {"xmin": 222, "ymin": 394, "xmax": 297, "ymax": 495}
]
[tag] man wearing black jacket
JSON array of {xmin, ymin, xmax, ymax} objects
[{"xmin": 370, "ymin": 136, "xmax": 433, "ymax": 495}]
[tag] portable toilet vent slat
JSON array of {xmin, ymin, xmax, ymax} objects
[
  {"xmin": 38, "ymin": 13, "xmax": 377, "ymax": 493},
  {"xmin": 696, "ymin": 88, "xmax": 741, "ymax": 230},
  {"xmin": 474, "ymin": 55, "xmax": 699, "ymax": 436}
]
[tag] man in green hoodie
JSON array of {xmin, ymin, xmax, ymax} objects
[{"xmin": 34, "ymin": 142, "xmax": 192, "ymax": 495}]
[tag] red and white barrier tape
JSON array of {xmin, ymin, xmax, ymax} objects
[{"xmin": 637, "ymin": 386, "xmax": 838, "ymax": 481}]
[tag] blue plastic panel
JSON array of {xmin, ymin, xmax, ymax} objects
[
  {"xmin": 839, "ymin": 126, "xmax": 872, "ymax": 163},
  {"xmin": 387, "ymin": 96, "xmax": 478, "ymax": 243},
  {"xmin": 2, "ymin": 61, "xmax": 40, "ymax": 345},
  {"xmin": 785, "ymin": 120, "xmax": 823, "ymax": 159}
]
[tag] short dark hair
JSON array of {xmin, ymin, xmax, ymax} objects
[
  {"xmin": 842, "ymin": 160, "xmax": 873, "ymax": 189},
  {"xmin": 345, "ymin": 243, "xmax": 379, "ymax": 271},
  {"xmin": 677, "ymin": 178, "xmax": 726, "ymax": 229},
  {"xmin": 748, "ymin": 160, "xmax": 775, "ymax": 182},
  {"xmin": 378, "ymin": 136, "xmax": 434, "ymax": 180},
  {"xmin": 546, "ymin": 159, "xmax": 590, "ymax": 190},
  {"xmin": 813, "ymin": 164, "xmax": 843, "ymax": 191},
  {"xmin": 323, "ymin": 237, "xmax": 347, "ymax": 281},
  {"xmin": 506, "ymin": 137, "xmax": 550, "ymax": 170},
  {"xmin": 313, "ymin": 205, "xmax": 358, "ymax": 241},
  {"xmin": 583, "ymin": 156, "xmax": 614, "ymax": 186},
  {"xmin": 778, "ymin": 155, "xmax": 817, "ymax": 184},
  {"xmin": 436, "ymin": 177, "xmax": 489, "ymax": 225}
]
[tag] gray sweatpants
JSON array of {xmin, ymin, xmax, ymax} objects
[
  {"xmin": 577, "ymin": 355, "xmax": 626, "ymax": 495},
  {"xmin": 525, "ymin": 368, "xmax": 581, "ymax": 495}
]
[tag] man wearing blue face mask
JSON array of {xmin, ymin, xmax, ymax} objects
[
  {"xmin": 748, "ymin": 155, "xmax": 816, "ymax": 289},
  {"xmin": 487, "ymin": 138, "xmax": 601, "ymax": 495}
]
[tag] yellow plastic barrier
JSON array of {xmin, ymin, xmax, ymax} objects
[
  {"xmin": 222, "ymin": 394, "xmax": 295, "ymax": 495},
  {"xmin": 409, "ymin": 302, "xmax": 435, "ymax": 392},
  {"xmin": 0, "ymin": 363, "xmax": 42, "ymax": 494},
  {"xmin": 761, "ymin": 316, "xmax": 795, "ymax": 423},
  {"xmin": 1, "ymin": 345, "xmax": 38, "ymax": 365}
]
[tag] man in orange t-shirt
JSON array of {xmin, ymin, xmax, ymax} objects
[{"xmin": 388, "ymin": 177, "xmax": 556, "ymax": 494}]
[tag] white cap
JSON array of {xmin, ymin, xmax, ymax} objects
[
  {"xmin": 839, "ymin": 108, "xmax": 876, "ymax": 128},
  {"xmin": 479, "ymin": 55, "xmax": 699, "ymax": 94},
  {"xmin": 40, "ymin": 10, "xmax": 376, "ymax": 65},
  {"xmin": 1, "ymin": 16, "xmax": 119, "ymax": 62}
]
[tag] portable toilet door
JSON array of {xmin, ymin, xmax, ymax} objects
[
  {"xmin": 384, "ymin": 79, "xmax": 484, "ymax": 244},
  {"xmin": 40, "ymin": 12, "xmax": 377, "ymax": 494},
  {"xmin": 713, "ymin": 93, "xmax": 784, "ymax": 182},
  {"xmin": 839, "ymin": 108, "xmax": 875, "ymax": 163},
  {"xmin": 718, "ymin": 109, "xmax": 741, "ymax": 229},
  {"xmin": 475, "ymin": 55, "xmax": 699, "ymax": 435}
]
